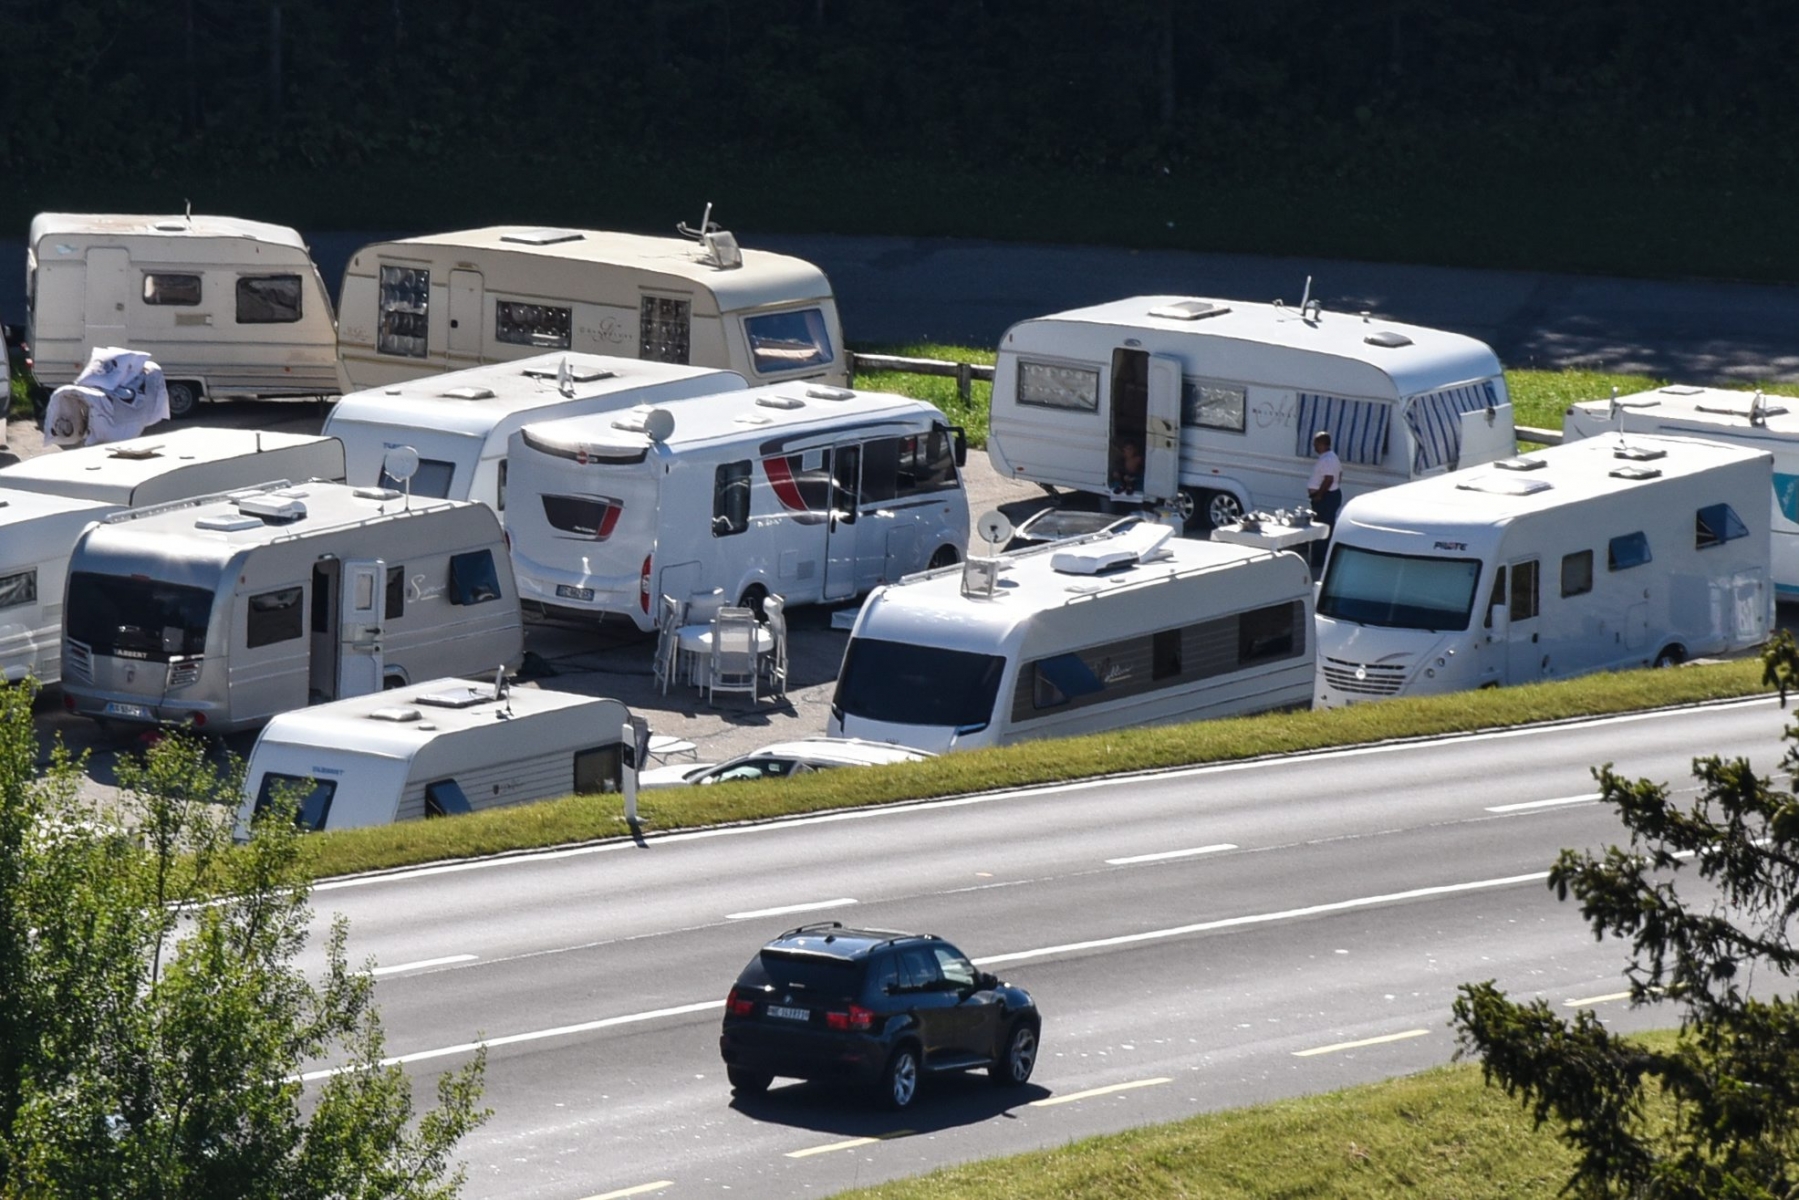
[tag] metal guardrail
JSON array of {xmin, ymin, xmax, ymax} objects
[
  {"xmin": 1517, "ymin": 425, "xmax": 1563, "ymax": 446},
  {"xmin": 847, "ymin": 353, "xmax": 994, "ymax": 402}
]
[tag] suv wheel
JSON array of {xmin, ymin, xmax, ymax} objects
[
  {"xmin": 727, "ymin": 1067, "xmax": 772, "ymax": 1096},
  {"xmin": 879, "ymin": 1045, "xmax": 920, "ymax": 1110},
  {"xmin": 990, "ymin": 1021, "xmax": 1039, "ymax": 1086}
]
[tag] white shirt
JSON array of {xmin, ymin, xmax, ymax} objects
[{"xmin": 1307, "ymin": 449, "xmax": 1342, "ymax": 493}]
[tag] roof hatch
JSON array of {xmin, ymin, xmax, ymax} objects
[
  {"xmin": 523, "ymin": 363, "xmax": 615, "ymax": 384},
  {"xmin": 368, "ymin": 706, "xmax": 423, "ymax": 723},
  {"xmin": 1610, "ymin": 465, "xmax": 1663, "ymax": 481},
  {"xmin": 439, "ymin": 386, "xmax": 497, "ymax": 401},
  {"xmin": 1147, "ymin": 299, "xmax": 1231, "ymax": 321},
  {"xmin": 236, "ymin": 492, "xmax": 307, "ymax": 521},
  {"xmin": 1364, "ymin": 330, "xmax": 1414, "ymax": 348},
  {"xmin": 805, "ymin": 386, "xmax": 855, "ymax": 402},
  {"xmin": 1456, "ymin": 475, "xmax": 1552, "ymax": 497},
  {"xmin": 107, "ymin": 444, "xmax": 164, "ymax": 460},
  {"xmin": 413, "ymin": 685, "xmax": 493, "ymax": 709},
  {"xmin": 501, "ymin": 228, "xmax": 585, "ymax": 246},
  {"xmin": 1613, "ymin": 444, "xmax": 1667, "ymax": 462},
  {"xmin": 1050, "ymin": 523, "xmax": 1175, "ymax": 575},
  {"xmin": 756, "ymin": 394, "xmax": 806, "ymax": 410},
  {"xmin": 1492, "ymin": 456, "xmax": 1547, "ymax": 472}
]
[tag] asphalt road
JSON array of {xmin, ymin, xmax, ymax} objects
[{"xmin": 298, "ymin": 695, "xmax": 1790, "ymax": 1198}]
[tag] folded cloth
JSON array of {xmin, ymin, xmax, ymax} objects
[{"xmin": 44, "ymin": 347, "xmax": 171, "ymax": 445}]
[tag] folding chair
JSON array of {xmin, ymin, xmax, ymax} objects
[
  {"xmin": 651, "ymin": 594, "xmax": 685, "ymax": 695},
  {"xmin": 681, "ymin": 588, "xmax": 728, "ymax": 684},
  {"xmin": 759, "ymin": 593, "xmax": 789, "ymax": 700},
  {"xmin": 706, "ymin": 608, "xmax": 761, "ymax": 705}
]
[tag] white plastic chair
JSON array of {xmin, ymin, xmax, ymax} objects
[
  {"xmin": 707, "ymin": 608, "xmax": 760, "ymax": 705},
  {"xmin": 681, "ymin": 588, "xmax": 728, "ymax": 684},
  {"xmin": 759, "ymin": 593, "xmax": 789, "ymax": 700}
]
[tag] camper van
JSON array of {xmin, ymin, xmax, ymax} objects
[
  {"xmin": 0, "ymin": 428, "xmax": 345, "ymax": 507},
  {"xmin": 985, "ymin": 295, "xmax": 1516, "ymax": 530},
  {"xmin": 60, "ymin": 481, "xmax": 523, "ymax": 734},
  {"xmin": 0, "ymin": 489, "xmax": 118, "ymax": 685},
  {"xmin": 336, "ymin": 220, "xmax": 846, "ymax": 392},
  {"xmin": 1563, "ymin": 385, "xmax": 1799, "ymax": 599},
  {"xmin": 26, "ymin": 213, "xmax": 340, "ymax": 417},
  {"xmin": 1313, "ymin": 434, "xmax": 1773, "ymax": 708},
  {"xmin": 506, "ymin": 384, "xmax": 970, "ymax": 629},
  {"xmin": 827, "ymin": 522, "xmax": 1315, "ymax": 753},
  {"xmin": 236, "ymin": 679, "xmax": 633, "ymax": 833},
  {"xmin": 321, "ymin": 352, "xmax": 746, "ymax": 511}
]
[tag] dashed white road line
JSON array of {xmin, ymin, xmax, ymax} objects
[
  {"xmin": 1486, "ymin": 793, "xmax": 1601, "ymax": 813},
  {"xmin": 578, "ymin": 1182, "xmax": 674, "ymax": 1200},
  {"xmin": 786, "ymin": 1131, "xmax": 913, "ymax": 1158},
  {"xmin": 1293, "ymin": 1028, "xmax": 1430, "ymax": 1057},
  {"xmin": 1030, "ymin": 1077, "xmax": 1171, "ymax": 1107},
  {"xmin": 726, "ymin": 897, "xmax": 858, "ymax": 921},
  {"xmin": 1106, "ymin": 844, "xmax": 1237, "ymax": 866},
  {"xmin": 369, "ymin": 954, "xmax": 477, "ymax": 977},
  {"xmin": 1566, "ymin": 990, "xmax": 1633, "ymax": 1006}
]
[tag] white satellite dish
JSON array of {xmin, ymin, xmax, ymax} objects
[
  {"xmin": 642, "ymin": 408, "xmax": 676, "ymax": 443},
  {"xmin": 382, "ymin": 445, "xmax": 420, "ymax": 483},
  {"xmin": 976, "ymin": 509, "xmax": 1014, "ymax": 548}
]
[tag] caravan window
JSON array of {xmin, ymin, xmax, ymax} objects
[
  {"xmin": 378, "ymin": 265, "xmax": 430, "ymax": 357},
  {"xmin": 380, "ymin": 456, "xmax": 454, "ymax": 498},
  {"xmin": 1017, "ymin": 361, "xmax": 1100, "ymax": 412},
  {"xmin": 860, "ymin": 438, "xmax": 900, "ymax": 503},
  {"xmin": 743, "ymin": 308, "xmax": 835, "ymax": 375},
  {"xmin": 897, "ymin": 428, "xmax": 959, "ymax": 496},
  {"xmin": 1296, "ymin": 394, "xmax": 1390, "ymax": 466},
  {"xmin": 1561, "ymin": 551, "xmax": 1594, "ymax": 597},
  {"xmin": 66, "ymin": 573, "xmax": 210, "ymax": 660},
  {"xmin": 713, "ymin": 462, "xmax": 751, "ymax": 537},
  {"xmin": 1509, "ymin": 559, "xmax": 1540, "ymax": 621},
  {"xmin": 1182, "ymin": 380, "xmax": 1247, "ymax": 432},
  {"xmin": 254, "ymin": 773, "xmax": 336, "ymax": 831},
  {"xmin": 246, "ymin": 587, "xmax": 304, "ymax": 648},
  {"xmin": 236, "ymin": 275, "xmax": 303, "ymax": 324},
  {"xmin": 1609, "ymin": 532, "xmax": 1652, "ymax": 571},
  {"xmin": 833, "ymin": 638, "xmax": 1006, "ymax": 730},
  {"xmin": 764, "ymin": 450, "xmax": 834, "ymax": 518},
  {"xmin": 574, "ymin": 745, "xmax": 622, "ymax": 794},
  {"xmin": 0, "ymin": 569, "xmax": 35, "ymax": 610},
  {"xmin": 496, "ymin": 300, "xmax": 572, "ymax": 350},
  {"xmin": 640, "ymin": 295, "xmax": 692, "ymax": 364},
  {"xmin": 543, "ymin": 494, "xmax": 623, "ymax": 540},
  {"xmin": 142, "ymin": 273, "xmax": 201, "ymax": 305},
  {"xmin": 1696, "ymin": 503, "xmax": 1749, "ymax": 549},
  {"xmin": 448, "ymin": 550, "xmax": 503, "ymax": 606},
  {"xmin": 386, "ymin": 566, "xmax": 406, "ymax": 620},
  {"xmin": 425, "ymin": 780, "xmax": 473, "ymax": 818},
  {"xmin": 1238, "ymin": 603, "xmax": 1299, "ymax": 664},
  {"xmin": 1317, "ymin": 546, "xmax": 1482, "ymax": 632}
]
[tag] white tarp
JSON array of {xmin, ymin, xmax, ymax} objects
[{"xmin": 44, "ymin": 347, "xmax": 171, "ymax": 446}]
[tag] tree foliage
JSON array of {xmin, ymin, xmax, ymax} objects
[
  {"xmin": 1454, "ymin": 720, "xmax": 1799, "ymax": 1199},
  {"xmin": 0, "ymin": 683, "xmax": 487, "ymax": 1198}
]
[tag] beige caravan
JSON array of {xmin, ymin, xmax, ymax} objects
[
  {"xmin": 336, "ymin": 219, "xmax": 846, "ymax": 392},
  {"xmin": 26, "ymin": 212, "xmax": 340, "ymax": 418}
]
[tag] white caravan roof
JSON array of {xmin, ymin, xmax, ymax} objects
[
  {"xmin": 29, "ymin": 212, "xmax": 310, "ymax": 251},
  {"xmin": 1569, "ymin": 384, "xmax": 1799, "ymax": 441},
  {"xmin": 0, "ymin": 429, "xmax": 341, "ymax": 498},
  {"xmin": 0, "ymin": 487, "xmax": 117, "ymax": 535},
  {"xmin": 253, "ymin": 678, "xmax": 607, "ymax": 761},
  {"xmin": 369, "ymin": 226, "xmax": 832, "ymax": 311},
  {"xmin": 1010, "ymin": 295, "xmax": 1501, "ymax": 399}
]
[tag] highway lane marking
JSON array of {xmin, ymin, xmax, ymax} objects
[
  {"xmin": 1566, "ymin": 990, "xmax": 1632, "ymax": 1006},
  {"xmin": 1030, "ymin": 1077, "xmax": 1171, "ymax": 1106},
  {"xmin": 726, "ymin": 897, "xmax": 857, "ymax": 920},
  {"xmin": 1486, "ymin": 793, "xmax": 1601, "ymax": 813},
  {"xmin": 310, "ymin": 695, "xmax": 1776, "ymax": 892},
  {"xmin": 785, "ymin": 1130, "xmax": 914, "ymax": 1158},
  {"xmin": 578, "ymin": 1183, "xmax": 674, "ymax": 1200},
  {"xmin": 369, "ymin": 954, "xmax": 476, "ymax": 976},
  {"xmin": 1293, "ymin": 1028, "xmax": 1430, "ymax": 1057},
  {"xmin": 1106, "ymin": 843, "xmax": 1237, "ymax": 865}
]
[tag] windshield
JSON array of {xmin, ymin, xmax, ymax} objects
[
  {"xmin": 743, "ymin": 308, "xmax": 835, "ymax": 374},
  {"xmin": 833, "ymin": 637, "xmax": 1006, "ymax": 729},
  {"xmin": 65, "ymin": 573, "xmax": 212, "ymax": 660},
  {"xmin": 1317, "ymin": 545, "xmax": 1483, "ymax": 632}
]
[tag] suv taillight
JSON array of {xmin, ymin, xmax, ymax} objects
[
  {"xmin": 639, "ymin": 554, "xmax": 653, "ymax": 615},
  {"xmin": 825, "ymin": 1004, "xmax": 875, "ymax": 1032},
  {"xmin": 725, "ymin": 986, "xmax": 757, "ymax": 1017}
]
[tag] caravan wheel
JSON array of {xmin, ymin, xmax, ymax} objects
[
  {"xmin": 928, "ymin": 545, "xmax": 960, "ymax": 569},
  {"xmin": 1203, "ymin": 490, "xmax": 1244, "ymax": 531},
  {"xmin": 737, "ymin": 584, "xmax": 769, "ymax": 620},
  {"xmin": 1653, "ymin": 645, "xmax": 1687, "ymax": 668},
  {"xmin": 166, "ymin": 381, "xmax": 200, "ymax": 419}
]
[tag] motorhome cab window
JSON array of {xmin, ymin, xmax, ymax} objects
[
  {"xmin": 1296, "ymin": 393, "xmax": 1389, "ymax": 465},
  {"xmin": 1017, "ymin": 361, "xmax": 1100, "ymax": 412},
  {"xmin": 1696, "ymin": 503, "xmax": 1749, "ymax": 549},
  {"xmin": 142, "ymin": 273, "xmax": 201, "ymax": 306},
  {"xmin": 898, "ymin": 429, "xmax": 959, "ymax": 495},
  {"xmin": 1317, "ymin": 546, "xmax": 1482, "ymax": 631},
  {"xmin": 833, "ymin": 639, "xmax": 1006, "ymax": 731},
  {"xmin": 65, "ymin": 573, "xmax": 210, "ymax": 659},
  {"xmin": 495, "ymin": 300, "xmax": 572, "ymax": 350},
  {"xmin": 713, "ymin": 462, "xmax": 751, "ymax": 536},
  {"xmin": 448, "ymin": 550, "xmax": 502, "ymax": 606},
  {"xmin": 640, "ymin": 295, "xmax": 692, "ymax": 364},
  {"xmin": 246, "ymin": 587, "xmax": 304, "ymax": 648},
  {"xmin": 742, "ymin": 308, "xmax": 835, "ymax": 374},
  {"xmin": 254, "ymin": 773, "xmax": 336, "ymax": 830},
  {"xmin": 236, "ymin": 275, "xmax": 303, "ymax": 324},
  {"xmin": 1561, "ymin": 550, "xmax": 1594, "ymax": 597},
  {"xmin": 380, "ymin": 457, "xmax": 455, "ymax": 498},
  {"xmin": 1609, "ymin": 531, "xmax": 1652, "ymax": 571},
  {"xmin": 573, "ymin": 745, "xmax": 623, "ymax": 794},
  {"xmin": 1183, "ymin": 380, "xmax": 1247, "ymax": 432},
  {"xmin": 543, "ymin": 494, "xmax": 623, "ymax": 540},
  {"xmin": 0, "ymin": 569, "xmax": 35, "ymax": 610},
  {"xmin": 377, "ymin": 265, "xmax": 430, "ymax": 357}
]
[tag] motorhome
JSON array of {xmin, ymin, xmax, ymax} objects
[
  {"xmin": 1313, "ymin": 434, "xmax": 1772, "ymax": 707},
  {"xmin": 1564, "ymin": 384, "xmax": 1799, "ymax": 599},
  {"xmin": 0, "ymin": 489, "xmax": 119, "ymax": 685},
  {"xmin": 26, "ymin": 212, "xmax": 340, "ymax": 417},
  {"xmin": 985, "ymin": 294, "xmax": 1515, "ymax": 530},
  {"xmin": 321, "ymin": 352, "xmax": 746, "ymax": 511},
  {"xmin": 826, "ymin": 522, "xmax": 1315, "ymax": 753},
  {"xmin": 61, "ymin": 480, "xmax": 523, "ymax": 734},
  {"xmin": 336, "ymin": 219, "xmax": 846, "ymax": 392},
  {"xmin": 0, "ymin": 428, "xmax": 344, "ymax": 507},
  {"xmin": 236, "ymin": 679, "xmax": 634, "ymax": 833},
  {"xmin": 505, "ymin": 383, "xmax": 970, "ymax": 630}
]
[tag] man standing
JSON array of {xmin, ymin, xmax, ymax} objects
[{"xmin": 1306, "ymin": 430, "xmax": 1343, "ymax": 570}]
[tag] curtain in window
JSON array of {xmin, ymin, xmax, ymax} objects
[
  {"xmin": 1294, "ymin": 394, "xmax": 1390, "ymax": 466},
  {"xmin": 1404, "ymin": 380, "xmax": 1499, "ymax": 473}
]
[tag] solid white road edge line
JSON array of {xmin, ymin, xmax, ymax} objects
[
  {"xmin": 369, "ymin": 954, "xmax": 477, "ymax": 977},
  {"xmin": 1106, "ymin": 844, "xmax": 1237, "ymax": 865},
  {"xmin": 1293, "ymin": 1028, "xmax": 1430, "ymax": 1057},
  {"xmin": 726, "ymin": 897, "xmax": 857, "ymax": 920},
  {"xmin": 1030, "ymin": 1078, "xmax": 1172, "ymax": 1107},
  {"xmin": 1486, "ymin": 793, "xmax": 1601, "ymax": 813},
  {"xmin": 578, "ymin": 1183, "xmax": 675, "ymax": 1200}
]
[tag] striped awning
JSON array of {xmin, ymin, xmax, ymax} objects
[
  {"xmin": 1295, "ymin": 394, "xmax": 1391, "ymax": 466},
  {"xmin": 1405, "ymin": 380, "xmax": 1500, "ymax": 473}
]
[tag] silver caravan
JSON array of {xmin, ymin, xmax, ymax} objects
[
  {"xmin": 505, "ymin": 384, "xmax": 969, "ymax": 629},
  {"xmin": 336, "ymin": 221, "xmax": 846, "ymax": 392},
  {"xmin": 320, "ymin": 352, "xmax": 746, "ymax": 511},
  {"xmin": 1313, "ymin": 434, "xmax": 1773, "ymax": 707},
  {"xmin": 828, "ymin": 522, "xmax": 1315, "ymax": 753},
  {"xmin": 237, "ymin": 680, "xmax": 634, "ymax": 833},
  {"xmin": 985, "ymin": 295, "xmax": 1515, "ymax": 529},
  {"xmin": 0, "ymin": 489, "xmax": 118, "ymax": 685},
  {"xmin": 26, "ymin": 213, "xmax": 340, "ymax": 417},
  {"xmin": 61, "ymin": 482, "xmax": 523, "ymax": 734},
  {"xmin": 0, "ymin": 428, "xmax": 345, "ymax": 506}
]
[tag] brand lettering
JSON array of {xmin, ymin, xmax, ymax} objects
[
  {"xmin": 1251, "ymin": 397, "xmax": 1296, "ymax": 430},
  {"xmin": 1433, "ymin": 540, "xmax": 1468, "ymax": 551}
]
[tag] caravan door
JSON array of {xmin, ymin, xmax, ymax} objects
[
  {"xmin": 824, "ymin": 444, "xmax": 860, "ymax": 601},
  {"xmin": 1143, "ymin": 354, "xmax": 1182, "ymax": 503},
  {"xmin": 83, "ymin": 247, "xmax": 129, "ymax": 351},
  {"xmin": 1503, "ymin": 556, "xmax": 1543, "ymax": 681},
  {"xmin": 337, "ymin": 560, "xmax": 387, "ymax": 697},
  {"xmin": 447, "ymin": 270, "xmax": 482, "ymax": 359}
]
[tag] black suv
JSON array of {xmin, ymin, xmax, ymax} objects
[{"xmin": 719, "ymin": 923, "xmax": 1041, "ymax": 1109}]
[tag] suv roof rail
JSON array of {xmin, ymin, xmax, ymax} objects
[{"xmin": 779, "ymin": 920, "xmax": 846, "ymax": 938}]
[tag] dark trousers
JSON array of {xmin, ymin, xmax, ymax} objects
[{"xmin": 1310, "ymin": 488, "xmax": 1342, "ymax": 571}]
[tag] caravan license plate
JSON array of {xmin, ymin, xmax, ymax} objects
[
  {"xmin": 766, "ymin": 1005, "xmax": 809, "ymax": 1022},
  {"xmin": 556, "ymin": 584, "xmax": 595, "ymax": 602},
  {"xmin": 104, "ymin": 702, "xmax": 151, "ymax": 720}
]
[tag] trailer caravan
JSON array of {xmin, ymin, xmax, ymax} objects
[
  {"xmin": 336, "ymin": 221, "xmax": 846, "ymax": 392},
  {"xmin": 1564, "ymin": 385, "xmax": 1799, "ymax": 599},
  {"xmin": 505, "ymin": 384, "xmax": 970, "ymax": 630},
  {"xmin": 1313, "ymin": 435, "xmax": 1772, "ymax": 708},
  {"xmin": 827, "ymin": 522, "xmax": 1315, "ymax": 753},
  {"xmin": 985, "ymin": 295, "xmax": 1515, "ymax": 530},
  {"xmin": 236, "ymin": 680, "xmax": 634, "ymax": 834},
  {"xmin": 0, "ymin": 428, "xmax": 345, "ymax": 507},
  {"xmin": 320, "ymin": 352, "xmax": 746, "ymax": 511},
  {"xmin": 26, "ymin": 213, "xmax": 340, "ymax": 417},
  {"xmin": 61, "ymin": 481, "xmax": 523, "ymax": 734},
  {"xmin": 0, "ymin": 490, "xmax": 118, "ymax": 685}
]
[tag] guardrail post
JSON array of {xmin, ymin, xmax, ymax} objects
[{"xmin": 957, "ymin": 361, "xmax": 972, "ymax": 404}]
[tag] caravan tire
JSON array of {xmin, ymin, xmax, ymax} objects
[
  {"xmin": 928, "ymin": 545, "xmax": 960, "ymax": 569},
  {"xmin": 1653, "ymin": 645, "xmax": 1687, "ymax": 669},
  {"xmin": 165, "ymin": 381, "xmax": 200, "ymax": 419},
  {"xmin": 1203, "ymin": 490, "xmax": 1244, "ymax": 531},
  {"xmin": 737, "ymin": 584, "xmax": 769, "ymax": 620}
]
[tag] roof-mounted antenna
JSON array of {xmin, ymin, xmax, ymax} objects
[
  {"xmin": 1751, "ymin": 387, "xmax": 1768, "ymax": 427},
  {"xmin": 1299, "ymin": 275, "xmax": 1322, "ymax": 322},
  {"xmin": 184, "ymin": 199, "xmax": 192, "ymax": 227},
  {"xmin": 557, "ymin": 355, "xmax": 575, "ymax": 398},
  {"xmin": 676, "ymin": 202, "xmax": 717, "ymax": 242}
]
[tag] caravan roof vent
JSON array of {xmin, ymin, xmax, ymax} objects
[
  {"xmin": 1051, "ymin": 523, "xmax": 1175, "ymax": 575},
  {"xmin": 195, "ymin": 514, "xmax": 265, "ymax": 532},
  {"xmin": 733, "ymin": 413, "xmax": 775, "ymax": 426},
  {"xmin": 755, "ymin": 394, "xmax": 806, "ymax": 410},
  {"xmin": 235, "ymin": 493, "xmax": 307, "ymax": 522},
  {"xmin": 806, "ymin": 386, "xmax": 855, "ymax": 402},
  {"xmin": 1492, "ymin": 456, "xmax": 1548, "ymax": 472},
  {"xmin": 153, "ymin": 222, "xmax": 187, "ymax": 233},
  {"xmin": 413, "ymin": 685, "xmax": 492, "ymax": 709},
  {"xmin": 1147, "ymin": 299, "xmax": 1231, "ymax": 321},
  {"xmin": 523, "ymin": 363, "xmax": 614, "ymax": 384},
  {"xmin": 1364, "ymin": 330, "xmax": 1414, "ymax": 348},
  {"xmin": 1610, "ymin": 465, "xmax": 1663, "ymax": 482},
  {"xmin": 1660, "ymin": 385, "xmax": 1705, "ymax": 396},
  {"xmin": 440, "ymin": 385, "xmax": 497, "ymax": 401},
  {"xmin": 352, "ymin": 486, "xmax": 402, "ymax": 501},
  {"xmin": 368, "ymin": 706, "xmax": 423, "ymax": 723},
  {"xmin": 107, "ymin": 444, "xmax": 165, "ymax": 460},
  {"xmin": 501, "ymin": 228, "xmax": 585, "ymax": 246},
  {"xmin": 1457, "ymin": 475, "xmax": 1553, "ymax": 497},
  {"xmin": 1613, "ymin": 443, "xmax": 1668, "ymax": 462}
]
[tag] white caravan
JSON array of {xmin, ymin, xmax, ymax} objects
[
  {"xmin": 1313, "ymin": 434, "xmax": 1773, "ymax": 707},
  {"xmin": 336, "ymin": 220, "xmax": 846, "ymax": 392},
  {"xmin": 321, "ymin": 352, "xmax": 746, "ymax": 511},
  {"xmin": 0, "ymin": 489, "xmax": 118, "ymax": 685},
  {"xmin": 1564, "ymin": 385, "xmax": 1799, "ymax": 601},
  {"xmin": 26, "ymin": 213, "xmax": 340, "ymax": 417},
  {"xmin": 61, "ymin": 481, "xmax": 523, "ymax": 734},
  {"xmin": 506, "ymin": 384, "xmax": 970, "ymax": 629},
  {"xmin": 986, "ymin": 295, "xmax": 1515, "ymax": 529},
  {"xmin": 827, "ymin": 522, "xmax": 1314, "ymax": 753},
  {"xmin": 237, "ymin": 679, "xmax": 634, "ymax": 833},
  {"xmin": 0, "ymin": 428, "xmax": 344, "ymax": 506}
]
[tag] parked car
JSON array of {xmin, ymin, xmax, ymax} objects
[
  {"xmin": 719, "ymin": 923, "xmax": 1040, "ymax": 1109},
  {"xmin": 638, "ymin": 737, "xmax": 931, "ymax": 788}
]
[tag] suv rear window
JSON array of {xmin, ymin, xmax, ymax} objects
[{"xmin": 740, "ymin": 949, "xmax": 864, "ymax": 1000}]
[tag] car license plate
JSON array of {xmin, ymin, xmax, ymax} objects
[
  {"xmin": 104, "ymin": 702, "xmax": 151, "ymax": 720},
  {"xmin": 556, "ymin": 584, "xmax": 595, "ymax": 602},
  {"xmin": 766, "ymin": 1005, "xmax": 809, "ymax": 1022}
]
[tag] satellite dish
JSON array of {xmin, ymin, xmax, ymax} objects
[
  {"xmin": 642, "ymin": 408, "xmax": 676, "ymax": 443},
  {"xmin": 976, "ymin": 509, "xmax": 1014, "ymax": 547},
  {"xmin": 382, "ymin": 446, "xmax": 420, "ymax": 483}
]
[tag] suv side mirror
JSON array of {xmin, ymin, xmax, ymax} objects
[{"xmin": 976, "ymin": 970, "xmax": 999, "ymax": 991}]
